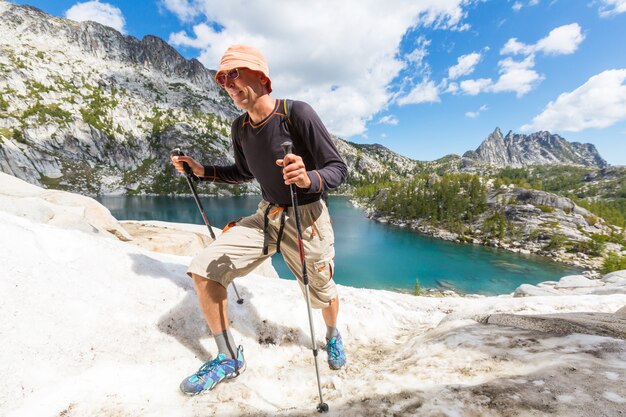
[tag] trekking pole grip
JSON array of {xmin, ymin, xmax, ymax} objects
[
  {"xmin": 281, "ymin": 141, "xmax": 293, "ymax": 157},
  {"xmin": 170, "ymin": 148, "xmax": 194, "ymax": 177}
]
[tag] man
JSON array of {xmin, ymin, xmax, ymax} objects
[{"xmin": 171, "ymin": 44, "xmax": 348, "ymax": 396}]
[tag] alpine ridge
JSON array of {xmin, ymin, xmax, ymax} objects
[{"xmin": 463, "ymin": 127, "xmax": 607, "ymax": 168}]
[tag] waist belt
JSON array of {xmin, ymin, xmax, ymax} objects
[{"xmin": 263, "ymin": 204, "xmax": 288, "ymax": 255}]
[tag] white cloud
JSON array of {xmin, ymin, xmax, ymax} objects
[
  {"xmin": 168, "ymin": 23, "xmax": 214, "ymax": 49},
  {"xmin": 65, "ymin": 1, "xmax": 126, "ymax": 34},
  {"xmin": 598, "ymin": 0, "xmax": 626, "ymax": 17},
  {"xmin": 446, "ymin": 81, "xmax": 460, "ymax": 94},
  {"xmin": 377, "ymin": 115, "xmax": 399, "ymax": 125},
  {"xmin": 163, "ymin": 0, "xmax": 471, "ymax": 138},
  {"xmin": 448, "ymin": 52, "xmax": 481, "ymax": 80},
  {"xmin": 501, "ymin": 38, "xmax": 531, "ymax": 55},
  {"xmin": 535, "ymin": 23, "xmax": 585, "ymax": 55},
  {"xmin": 159, "ymin": 0, "xmax": 199, "ymax": 22},
  {"xmin": 521, "ymin": 69, "xmax": 626, "ymax": 132},
  {"xmin": 513, "ymin": 0, "xmax": 540, "ymax": 11},
  {"xmin": 465, "ymin": 105, "xmax": 487, "ymax": 119},
  {"xmin": 460, "ymin": 78, "xmax": 493, "ymax": 95},
  {"xmin": 454, "ymin": 24, "xmax": 582, "ymax": 99},
  {"xmin": 405, "ymin": 36, "xmax": 431, "ymax": 69},
  {"xmin": 491, "ymin": 55, "xmax": 543, "ymax": 96},
  {"xmin": 459, "ymin": 56, "xmax": 542, "ymax": 97},
  {"xmin": 397, "ymin": 79, "xmax": 440, "ymax": 105},
  {"xmin": 500, "ymin": 23, "xmax": 585, "ymax": 56}
]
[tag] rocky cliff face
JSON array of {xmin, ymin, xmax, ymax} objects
[
  {"xmin": 463, "ymin": 128, "xmax": 607, "ymax": 168},
  {"xmin": 0, "ymin": 1, "xmax": 243, "ymax": 194},
  {"xmin": 334, "ymin": 140, "xmax": 420, "ymax": 183}
]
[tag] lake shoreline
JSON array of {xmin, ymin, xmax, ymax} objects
[{"xmin": 348, "ymin": 198, "xmax": 603, "ymax": 278}]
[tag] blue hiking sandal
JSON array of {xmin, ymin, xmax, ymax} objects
[
  {"xmin": 325, "ymin": 333, "xmax": 347, "ymax": 370},
  {"xmin": 180, "ymin": 346, "xmax": 246, "ymax": 395}
]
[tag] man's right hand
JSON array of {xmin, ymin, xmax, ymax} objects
[{"xmin": 170, "ymin": 154, "xmax": 205, "ymax": 178}]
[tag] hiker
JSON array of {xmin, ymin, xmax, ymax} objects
[{"xmin": 170, "ymin": 44, "xmax": 348, "ymax": 395}]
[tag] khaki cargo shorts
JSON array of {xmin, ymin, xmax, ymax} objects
[{"xmin": 187, "ymin": 199, "xmax": 337, "ymax": 309}]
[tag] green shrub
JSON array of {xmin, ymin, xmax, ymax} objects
[
  {"xmin": 545, "ymin": 233, "xmax": 567, "ymax": 251},
  {"xmin": 22, "ymin": 102, "xmax": 71, "ymax": 124},
  {"xmin": 584, "ymin": 215, "xmax": 598, "ymax": 225},
  {"xmin": 0, "ymin": 93, "xmax": 8, "ymax": 111},
  {"xmin": 536, "ymin": 204, "xmax": 555, "ymax": 213},
  {"xmin": 601, "ymin": 252, "xmax": 626, "ymax": 274},
  {"xmin": 12, "ymin": 128, "xmax": 25, "ymax": 144},
  {"xmin": 568, "ymin": 238, "xmax": 605, "ymax": 257}
]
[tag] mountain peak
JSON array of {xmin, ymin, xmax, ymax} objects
[{"xmin": 464, "ymin": 129, "xmax": 607, "ymax": 168}]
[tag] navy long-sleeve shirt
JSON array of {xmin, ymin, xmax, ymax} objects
[{"xmin": 201, "ymin": 99, "xmax": 348, "ymax": 206}]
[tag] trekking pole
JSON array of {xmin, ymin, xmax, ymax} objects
[
  {"xmin": 170, "ymin": 148, "xmax": 244, "ymax": 305},
  {"xmin": 281, "ymin": 141, "xmax": 329, "ymax": 413}
]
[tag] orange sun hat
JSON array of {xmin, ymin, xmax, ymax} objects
[{"xmin": 215, "ymin": 44, "xmax": 272, "ymax": 93}]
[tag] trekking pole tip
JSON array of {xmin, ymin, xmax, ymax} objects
[{"xmin": 317, "ymin": 403, "xmax": 329, "ymax": 413}]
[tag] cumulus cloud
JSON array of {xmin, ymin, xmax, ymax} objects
[
  {"xmin": 598, "ymin": 0, "xmax": 626, "ymax": 17},
  {"xmin": 521, "ymin": 69, "xmax": 626, "ymax": 132},
  {"xmin": 459, "ymin": 56, "xmax": 542, "ymax": 97},
  {"xmin": 457, "ymin": 24, "xmax": 582, "ymax": 98},
  {"xmin": 491, "ymin": 55, "xmax": 543, "ymax": 96},
  {"xmin": 460, "ymin": 78, "xmax": 493, "ymax": 95},
  {"xmin": 65, "ymin": 1, "xmax": 126, "ymax": 33},
  {"xmin": 500, "ymin": 23, "xmax": 585, "ymax": 56},
  {"xmin": 448, "ymin": 52, "xmax": 481, "ymax": 80},
  {"xmin": 397, "ymin": 79, "xmax": 440, "ymax": 105},
  {"xmin": 377, "ymin": 115, "xmax": 400, "ymax": 125},
  {"xmin": 163, "ymin": 0, "xmax": 470, "ymax": 137}
]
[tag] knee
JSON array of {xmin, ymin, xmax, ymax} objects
[{"xmin": 192, "ymin": 273, "xmax": 226, "ymax": 296}]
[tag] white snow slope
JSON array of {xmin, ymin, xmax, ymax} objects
[{"xmin": 1, "ymin": 210, "xmax": 626, "ymax": 416}]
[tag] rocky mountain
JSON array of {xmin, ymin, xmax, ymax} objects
[
  {"xmin": 0, "ymin": 1, "xmax": 250, "ymax": 195},
  {"xmin": 334, "ymin": 140, "xmax": 420, "ymax": 182},
  {"xmin": 463, "ymin": 127, "xmax": 607, "ymax": 168}
]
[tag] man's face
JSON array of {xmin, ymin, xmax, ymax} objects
[{"xmin": 217, "ymin": 68, "xmax": 266, "ymax": 110}]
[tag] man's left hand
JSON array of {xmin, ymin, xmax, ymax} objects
[{"xmin": 276, "ymin": 153, "xmax": 311, "ymax": 189}]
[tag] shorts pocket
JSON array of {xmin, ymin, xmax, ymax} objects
[{"xmin": 312, "ymin": 258, "xmax": 334, "ymax": 282}]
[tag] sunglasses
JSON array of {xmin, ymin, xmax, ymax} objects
[{"xmin": 216, "ymin": 68, "xmax": 240, "ymax": 86}]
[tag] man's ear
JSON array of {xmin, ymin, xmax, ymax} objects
[{"xmin": 259, "ymin": 75, "xmax": 270, "ymax": 93}]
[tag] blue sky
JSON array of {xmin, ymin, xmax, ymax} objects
[{"xmin": 11, "ymin": 0, "xmax": 626, "ymax": 165}]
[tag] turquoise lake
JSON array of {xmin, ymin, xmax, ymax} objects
[{"xmin": 97, "ymin": 195, "xmax": 581, "ymax": 295}]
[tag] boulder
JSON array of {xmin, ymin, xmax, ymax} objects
[
  {"xmin": 513, "ymin": 284, "xmax": 561, "ymax": 297},
  {"xmin": 0, "ymin": 172, "xmax": 131, "ymax": 240},
  {"xmin": 602, "ymin": 270, "xmax": 626, "ymax": 284},
  {"xmin": 554, "ymin": 275, "xmax": 602, "ymax": 289}
]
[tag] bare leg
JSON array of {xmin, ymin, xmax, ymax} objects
[
  {"xmin": 321, "ymin": 297, "xmax": 339, "ymax": 329},
  {"xmin": 191, "ymin": 273, "xmax": 229, "ymax": 333}
]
